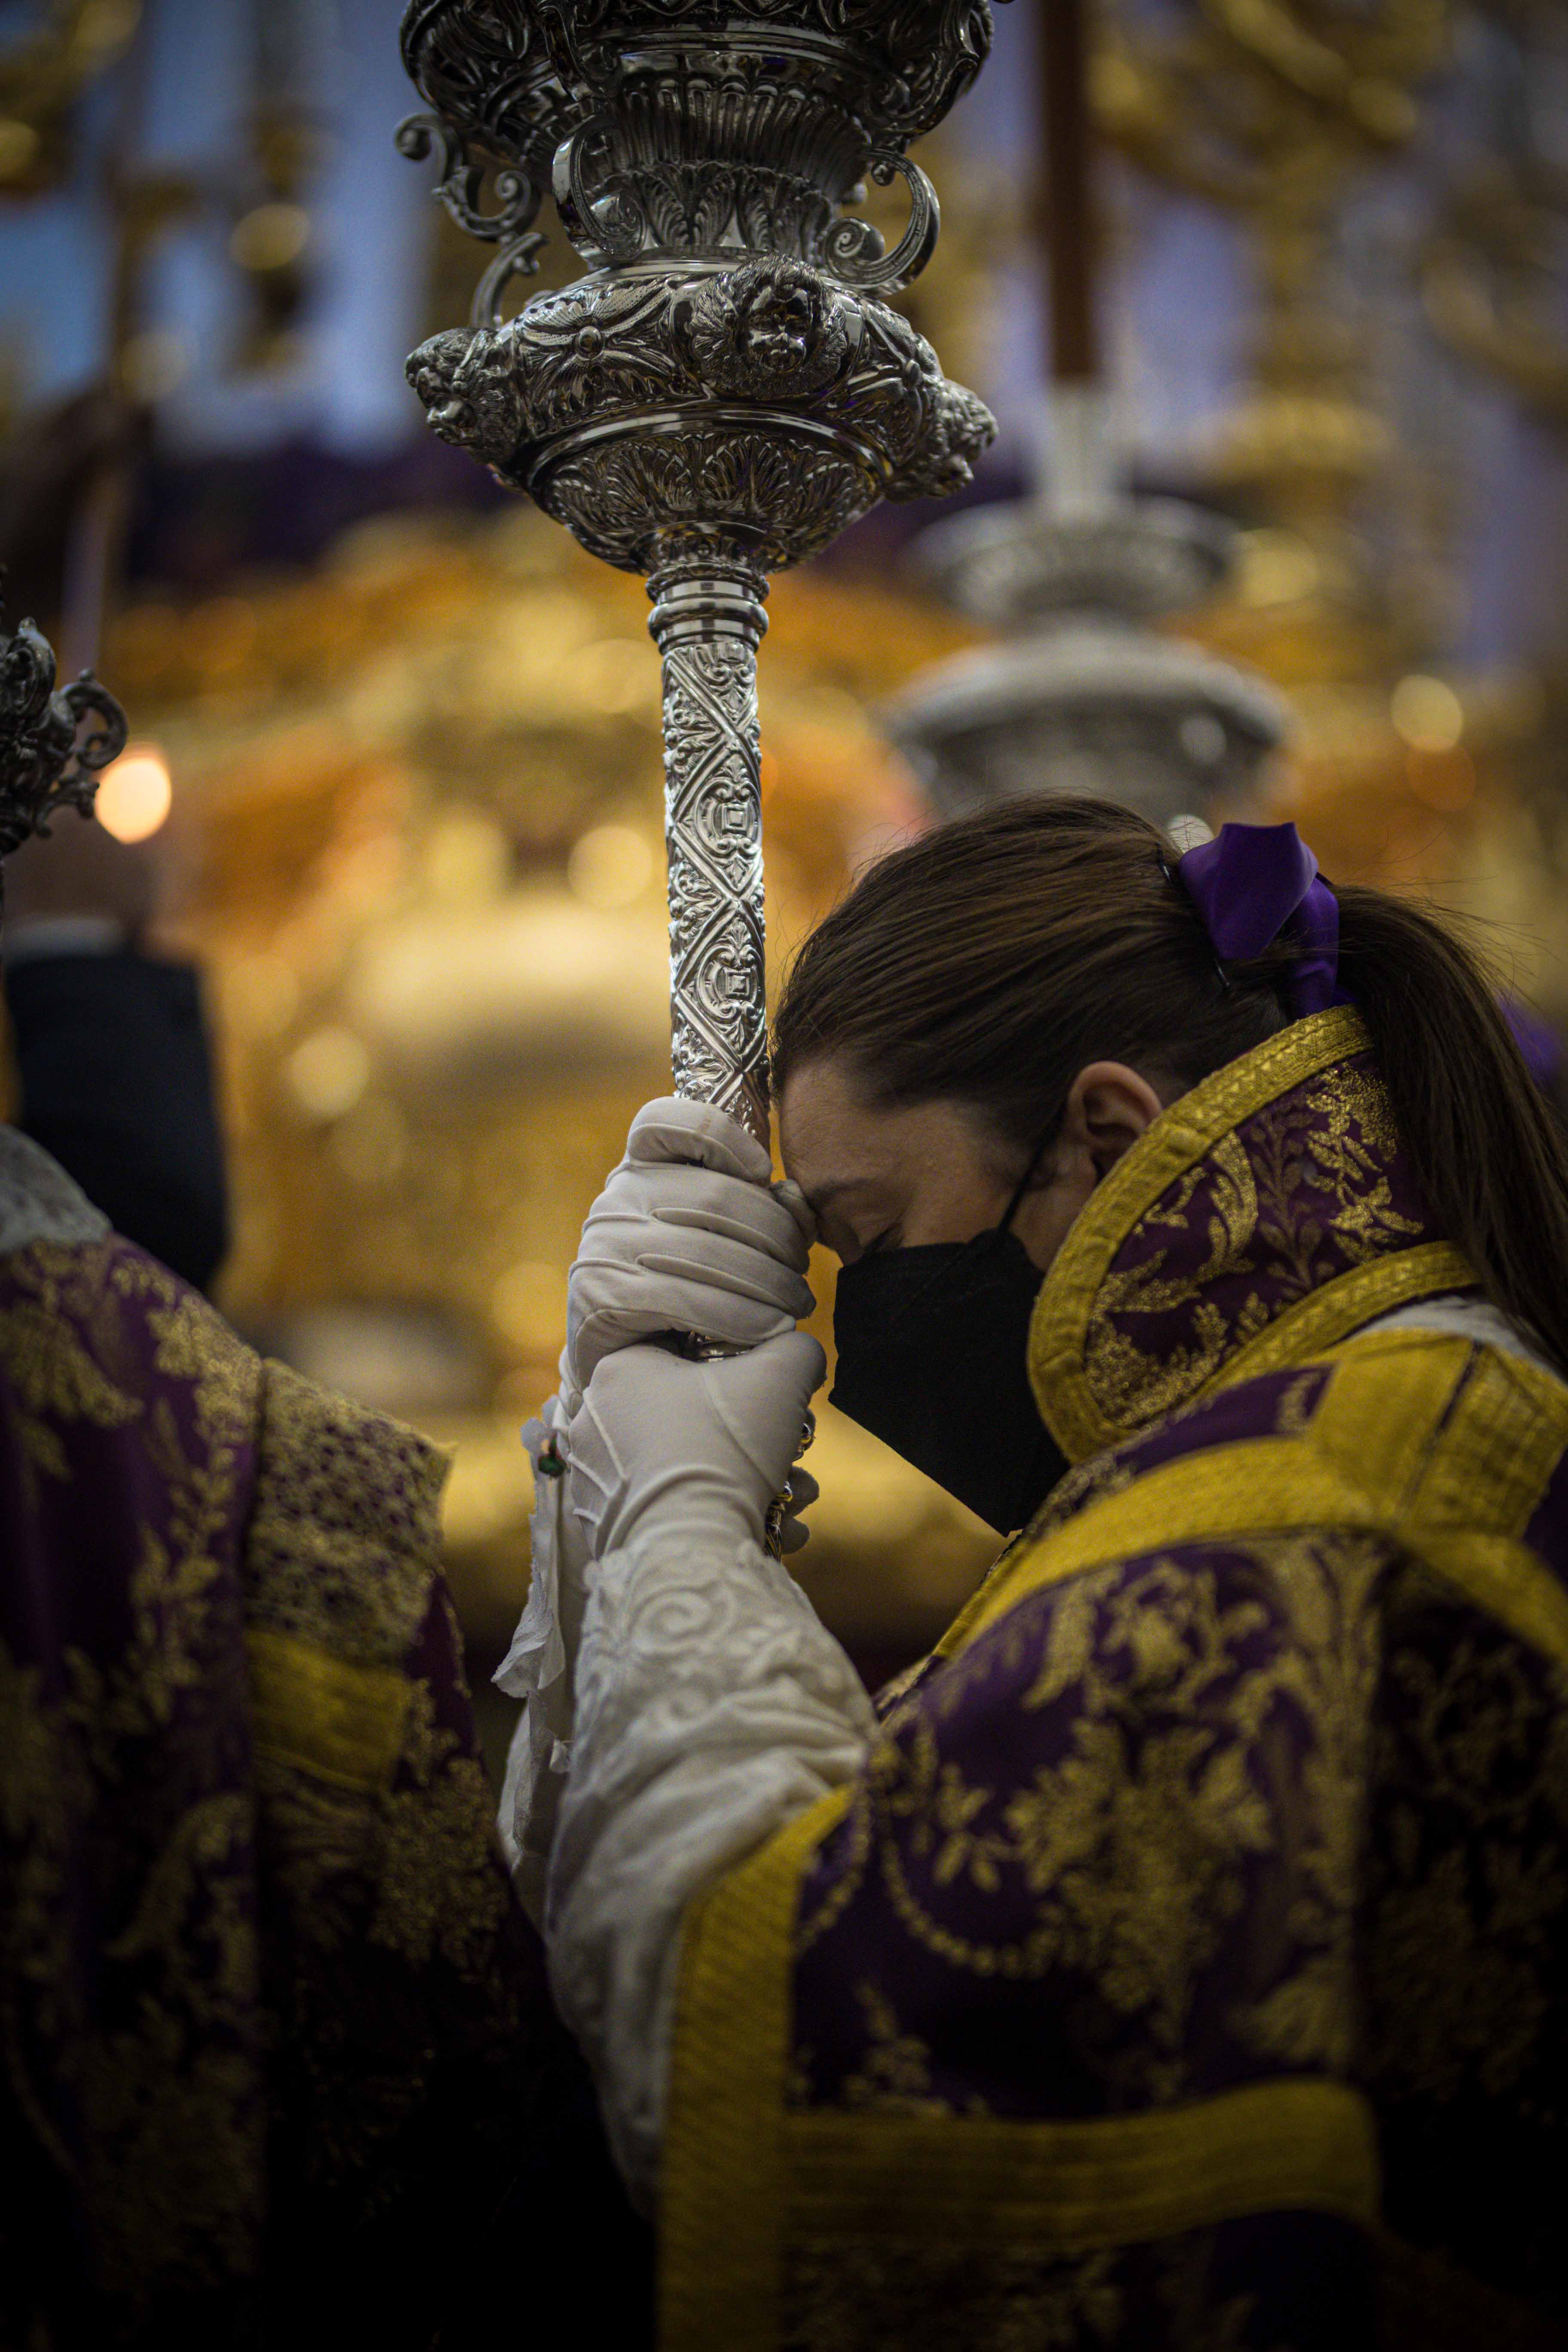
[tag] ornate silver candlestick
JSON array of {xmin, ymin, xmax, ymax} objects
[
  {"xmin": 885, "ymin": 392, "xmax": 1288, "ymax": 825},
  {"xmin": 399, "ymin": 0, "xmax": 998, "ymax": 1139},
  {"xmin": 0, "ymin": 601, "xmax": 128, "ymax": 913},
  {"xmin": 885, "ymin": 0, "xmax": 1283, "ymax": 830}
]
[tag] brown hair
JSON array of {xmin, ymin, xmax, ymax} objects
[{"xmin": 773, "ymin": 796, "xmax": 1568, "ymax": 1377}]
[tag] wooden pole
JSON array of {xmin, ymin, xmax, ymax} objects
[
  {"xmin": 1035, "ymin": 0, "xmax": 1099, "ymax": 385},
  {"xmin": 59, "ymin": 0, "xmax": 154, "ymax": 680}
]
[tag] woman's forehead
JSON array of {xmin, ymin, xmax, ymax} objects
[{"xmin": 778, "ymin": 1061, "xmax": 982, "ymax": 1199}]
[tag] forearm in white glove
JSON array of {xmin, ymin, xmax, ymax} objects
[
  {"xmin": 496, "ymin": 1096, "xmax": 818, "ymax": 1917},
  {"xmin": 545, "ymin": 1333, "xmax": 878, "ymax": 2210}
]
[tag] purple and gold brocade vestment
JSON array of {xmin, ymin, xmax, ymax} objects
[
  {"xmin": 660, "ymin": 1010, "xmax": 1568, "ymax": 2352},
  {"xmin": 0, "ymin": 1127, "xmax": 645, "ymax": 2351}
]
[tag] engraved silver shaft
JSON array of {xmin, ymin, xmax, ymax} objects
[{"xmin": 647, "ymin": 559, "xmax": 771, "ymax": 1143}]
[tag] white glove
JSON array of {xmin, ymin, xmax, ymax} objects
[
  {"xmin": 567, "ymin": 1096, "xmax": 815, "ymax": 1388},
  {"xmin": 566, "ymin": 1329, "xmax": 827, "ymax": 1561},
  {"xmin": 497, "ymin": 1095, "xmax": 816, "ymax": 1913}
]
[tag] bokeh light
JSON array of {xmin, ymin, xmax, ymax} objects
[
  {"xmin": 286, "ymin": 1026, "xmax": 371, "ymax": 1121},
  {"xmin": 491, "ymin": 1258, "xmax": 569, "ymax": 1354},
  {"xmin": 229, "ymin": 202, "xmax": 311, "ymax": 273},
  {"xmin": 95, "ymin": 744, "xmax": 173, "ymax": 842},
  {"xmin": 567, "ymin": 823, "xmax": 654, "ymax": 909},
  {"xmin": 1390, "ymin": 674, "xmax": 1465, "ymax": 754}
]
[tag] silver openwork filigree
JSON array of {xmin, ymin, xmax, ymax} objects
[
  {"xmin": 400, "ymin": 0, "xmax": 999, "ymax": 1137},
  {"xmin": 0, "ymin": 601, "xmax": 128, "ymax": 883}
]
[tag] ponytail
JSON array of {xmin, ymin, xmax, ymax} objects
[
  {"xmin": 1331, "ymin": 887, "xmax": 1568, "ymax": 1376},
  {"xmin": 774, "ymin": 797, "xmax": 1568, "ymax": 1378}
]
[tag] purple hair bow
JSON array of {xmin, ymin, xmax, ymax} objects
[{"xmin": 1176, "ymin": 821, "xmax": 1351, "ymax": 1019}]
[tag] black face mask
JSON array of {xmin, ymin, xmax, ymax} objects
[{"xmin": 830, "ymin": 1224, "xmax": 1069, "ymax": 1537}]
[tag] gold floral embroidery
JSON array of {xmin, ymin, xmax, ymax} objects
[
  {"xmin": 873, "ymin": 1722, "xmax": 1012, "ymax": 1896},
  {"xmin": 0, "ymin": 1249, "xmax": 145, "ymax": 1488},
  {"xmin": 833, "ymin": 1983, "xmax": 953, "ymax": 2115},
  {"xmin": 1083, "ymin": 1070, "xmax": 1427, "ymax": 1446},
  {"xmin": 779, "ymin": 2211, "xmax": 1308, "ymax": 2350},
  {"xmin": 370, "ymin": 1638, "xmax": 513, "ymax": 1978},
  {"xmin": 2, "ymin": 1228, "xmax": 528, "ymax": 2324},
  {"xmin": 837, "ymin": 1532, "xmax": 1388, "ymax": 2116},
  {"xmin": 795, "ymin": 1782, "xmax": 873, "ymax": 1960},
  {"xmin": 665, "ymin": 1013, "xmax": 1568, "ymax": 2348},
  {"xmin": 0, "ymin": 1243, "xmax": 267, "ymax": 2306},
  {"xmin": 1365, "ymin": 1560, "xmax": 1568, "ymax": 2107},
  {"xmin": 782, "ymin": 2241, "xmax": 1126, "ymax": 2350},
  {"xmin": 1082, "ymin": 1134, "xmax": 1263, "ymax": 1427}
]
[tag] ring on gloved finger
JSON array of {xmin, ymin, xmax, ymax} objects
[{"xmin": 764, "ymin": 1420, "xmax": 818, "ymax": 1557}]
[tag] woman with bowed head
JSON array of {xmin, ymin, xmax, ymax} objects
[{"xmin": 498, "ymin": 796, "xmax": 1568, "ymax": 2351}]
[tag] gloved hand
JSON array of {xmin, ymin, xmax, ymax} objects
[
  {"xmin": 567, "ymin": 1096, "xmax": 815, "ymax": 1389},
  {"xmin": 498, "ymin": 1096, "xmax": 817, "ymax": 1912},
  {"xmin": 566, "ymin": 1328, "xmax": 827, "ymax": 1561}
]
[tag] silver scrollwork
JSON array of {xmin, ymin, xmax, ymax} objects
[
  {"xmin": 0, "ymin": 603, "xmax": 129, "ymax": 870},
  {"xmin": 822, "ymin": 153, "xmax": 941, "ymax": 292},
  {"xmin": 551, "ymin": 115, "xmax": 644, "ymax": 268},
  {"xmin": 396, "ymin": 112, "xmax": 546, "ymax": 326}
]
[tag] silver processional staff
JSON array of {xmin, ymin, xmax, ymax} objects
[{"xmin": 398, "ymin": 0, "xmax": 1002, "ymax": 1143}]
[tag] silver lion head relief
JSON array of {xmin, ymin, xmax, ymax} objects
[{"xmin": 398, "ymin": 0, "xmax": 1001, "ymax": 1136}]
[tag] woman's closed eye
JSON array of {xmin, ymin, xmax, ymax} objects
[{"xmin": 841, "ymin": 1217, "xmax": 901, "ymax": 1265}]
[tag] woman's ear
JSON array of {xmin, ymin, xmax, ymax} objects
[{"xmin": 1063, "ymin": 1062, "xmax": 1168, "ymax": 1179}]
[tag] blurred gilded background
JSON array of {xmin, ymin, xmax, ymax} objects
[{"xmin": 5, "ymin": 0, "xmax": 1568, "ymax": 1730}]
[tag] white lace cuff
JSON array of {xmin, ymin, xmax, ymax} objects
[
  {"xmin": 494, "ymin": 1367, "xmax": 584, "ymax": 1923},
  {"xmin": 544, "ymin": 1522, "xmax": 876, "ymax": 2208}
]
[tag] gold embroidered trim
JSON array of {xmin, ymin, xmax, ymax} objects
[
  {"xmin": 782, "ymin": 2078, "xmax": 1379, "ymax": 2254},
  {"xmin": 245, "ymin": 1627, "xmax": 411, "ymax": 1793},
  {"xmin": 1200, "ymin": 1242, "xmax": 1475, "ymax": 1403},
  {"xmin": 1029, "ymin": 1008, "xmax": 1368, "ymax": 1460},
  {"xmin": 952, "ymin": 1333, "xmax": 1568, "ymax": 1675},
  {"xmin": 661, "ymin": 1784, "xmax": 853, "ymax": 2352},
  {"xmin": 1403, "ymin": 1344, "xmax": 1568, "ymax": 1539}
]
